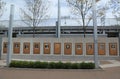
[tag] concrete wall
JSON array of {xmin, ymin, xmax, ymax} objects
[{"xmin": 1, "ymin": 37, "xmax": 119, "ymax": 61}]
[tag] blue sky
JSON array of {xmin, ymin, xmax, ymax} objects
[{"xmin": 1, "ymin": 0, "xmax": 114, "ymax": 20}]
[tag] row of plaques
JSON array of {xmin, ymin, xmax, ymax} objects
[{"xmin": 3, "ymin": 42, "xmax": 118, "ymax": 55}]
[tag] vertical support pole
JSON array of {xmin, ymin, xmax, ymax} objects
[
  {"xmin": 92, "ymin": 0, "xmax": 99, "ymax": 68},
  {"xmin": 57, "ymin": 0, "xmax": 61, "ymax": 38},
  {"xmin": 0, "ymin": 37, "xmax": 2, "ymax": 60},
  {"xmin": 119, "ymin": 32, "xmax": 120, "ymax": 56},
  {"xmin": 7, "ymin": 5, "xmax": 14, "ymax": 67}
]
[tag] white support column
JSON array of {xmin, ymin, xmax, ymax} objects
[
  {"xmin": 0, "ymin": 37, "xmax": 2, "ymax": 59},
  {"xmin": 119, "ymin": 32, "xmax": 120, "ymax": 56},
  {"xmin": 41, "ymin": 41, "xmax": 44, "ymax": 55},
  {"xmin": 57, "ymin": 0, "xmax": 61, "ymax": 38},
  {"xmin": 92, "ymin": 0, "xmax": 99, "ymax": 68},
  {"xmin": 7, "ymin": 5, "xmax": 14, "ymax": 66}
]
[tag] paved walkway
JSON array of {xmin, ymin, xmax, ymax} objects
[
  {"xmin": 0, "ymin": 65, "xmax": 120, "ymax": 79},
  {"xmin": 0, "ymin": 60, "xmax": 6, "ymax": 67},
  {"xmin": 100, "ymin": 60, "xmax": 120, "ymax": 68}
]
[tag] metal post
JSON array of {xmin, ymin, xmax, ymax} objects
[
  {"xmin": 7, "ymin": 5, "xmax": 14, "ymax": 66},
  {"xmin": 0, "ymin": 37, "xmax": 2, "ymax": 60},
  {"xmin": 57, "ymin": 0, "xmax": 61, "ymax": 38},
  {"xmin": 119, "ymin": 32, "xmax": 120, "ymax": 56},
  {"xmin": 92, "ymin": 0, "xmax": 99, "ymax": 68}
]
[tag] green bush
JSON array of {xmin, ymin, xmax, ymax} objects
[
  {"xmin": 63, "ymin": 62, "xmax": 72, "ymax": 69},
  {"xmin": 9, "ymin": 61, "xmax": 95, "ymax": 69},
  {"xmin": 80, "ymin": 62, "xmax": 95, "ymax": 69},
  {"xmin": 71, "ymin": 63, "xmax": 81, "ymax": 69},
  {"xmin": 55, "ymin": 61, "xmax": 63, "ymax": 69},
  {"xmin": 48, "ymin": 62, "xmax": 56, "ymax": 69},
  {"xmin": 40, "ymin": 62, "xmax": 48, "ymax": 68},
  {"xmin": 33, "ymin": 61, "xmax": 41, "ymax": 68}
]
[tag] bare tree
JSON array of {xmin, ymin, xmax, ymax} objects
[
  {"xmin": 66, "ymin": 0, "xmax": 102, "ymax": 37},
  {"xmin": 109, "ymin": 0, "xmax": 120, "ymax": 24},
  {"xmin": 20, "ymin": 0, "xmax": 50, "ymax": 37},
  {"xmin": 0, "ymin": 0, "xmax": 6, "ymax": 18}
]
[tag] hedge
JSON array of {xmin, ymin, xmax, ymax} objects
[{"xmin": 9, "ymin": 61, "xmax": 95, "ymax": 69}]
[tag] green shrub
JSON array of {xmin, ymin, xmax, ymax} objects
[
  {"xmin": 63, "ymin": 62, "xmax": 72, "ymax": 69},
  {"xmin": 9, "ymin": 60, "xmax": 17, "ymax": 67},
  {"xmin": 55, "ymin": 61, "xmax": 63, "ymax": 69},
  {"xmin": 9, "ymin": 61, "xmax": 95, "ymax": 69},
  {"xmin": 39, "ymin": 62, "xmax": 48, "ymax": 68},
  {"xmin": 48, "ymin": 62, "xmax": 56, "ymax": 69},
  {"xmin": 80, "ymin": 62, "xmax": 95, "ymax": 69},
  {"xmin": 33, "ymin": 61, "xmax": 41, "ymax": 68},
  {"xmin": 71, "ymin": 63, "xmax": 80, "ymax": 69}
]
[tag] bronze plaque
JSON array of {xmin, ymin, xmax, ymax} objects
[
  {"xmin": 44, "ymin": 43, "xmax": 50, "ymax": 54},
  {"xmin": 33, "ymin": 42, "xmax": 40, "ymax": 54},
  {"xmin": 75, "ymin": 43, "xmax": 83, "ymax": 55},
  {"xmin": 23, "ymin": 42, "xmax": 30, "ymax": 54},
  {"xmin": 54, "ymin": 43, "xmax": 61, "ymax": 54},
  {"xmin": 64, "ymin": 43, "xmax": 72, "ymax": 55},
  {"xmin": 13, "ymin": 42, "xmax": 20, "ymax": 54},
  {"xmin": 86, "ymin": 43, "xmax": 94, "ymax": 55},
  {"xmin": 98, "ymin": 43, "xmax": 105, "ymax": 55},
  {"xmin": 3, "ymin": 42, "xmax": 8, "ymax": 54},
  {"xmin": 109, "ymin": 43, "xmax": 117, "ymax": 55}
]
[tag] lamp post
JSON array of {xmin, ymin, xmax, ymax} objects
[
  {"xmin": 7, "ymin": 5, "xmax": 14, "ymax": 67},
  {"xmin": 92, "ymin": 0, "xmax": 99, "ymax": 68}
]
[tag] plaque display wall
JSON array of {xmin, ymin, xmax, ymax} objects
[
  {"xmin": 86, "ymin": 43, "xmax": 94, "ymax": 55},
  {"xmin": 75, "ymin": 43, "xmax": 83, "ymax": 55},
  {"xmin": 54, "ymin": 43, "xmax": 61, "ymax": 54},
  {"xmin": 3, "ymin": 42, "xmax": 7, "ymax": 54},
  {"xmin": 109, "ymin": 43, "xmax": 117, "ymax": 55},
  {"xmin": 44, "ymin": 43, "xmax": 50, "ymax": 54},
  {"xmin": 33, "ymin": 42, "xmax": 40, "ymax": 54},
  {"xmin": 98, "ymin": 43, "xmax": 105, "ymax": 55},
  {"xmin": 13, "ymin": 42, "xmax": 20, "ymax": 54},
  {"xmin": 23, "ymin": 42, "xmax": 30, "ymax": 54},
  {"xmin": 64, "ymin": 43, "xmax": 72, "ymax": 55}
]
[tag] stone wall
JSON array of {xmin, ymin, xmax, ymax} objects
[{"xmin": 1, "ymin": 37, "xmax": 119, "ymax": 61}]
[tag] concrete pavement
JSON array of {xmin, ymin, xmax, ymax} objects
[
  {"xmin": 0, "ymin": 66, "xmax": 120, "ymax": 79},
  {"xmin": 0, "ymin": 60, "xmax": 6, "ymax": 67},
  {"xmin": 100, "ymin": 60, "xmax": 120, "ymax": 68}
]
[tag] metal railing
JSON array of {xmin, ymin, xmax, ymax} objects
[{"xmin": 0, "ymin": 18, "xmax": 120, "ymax": 27}]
